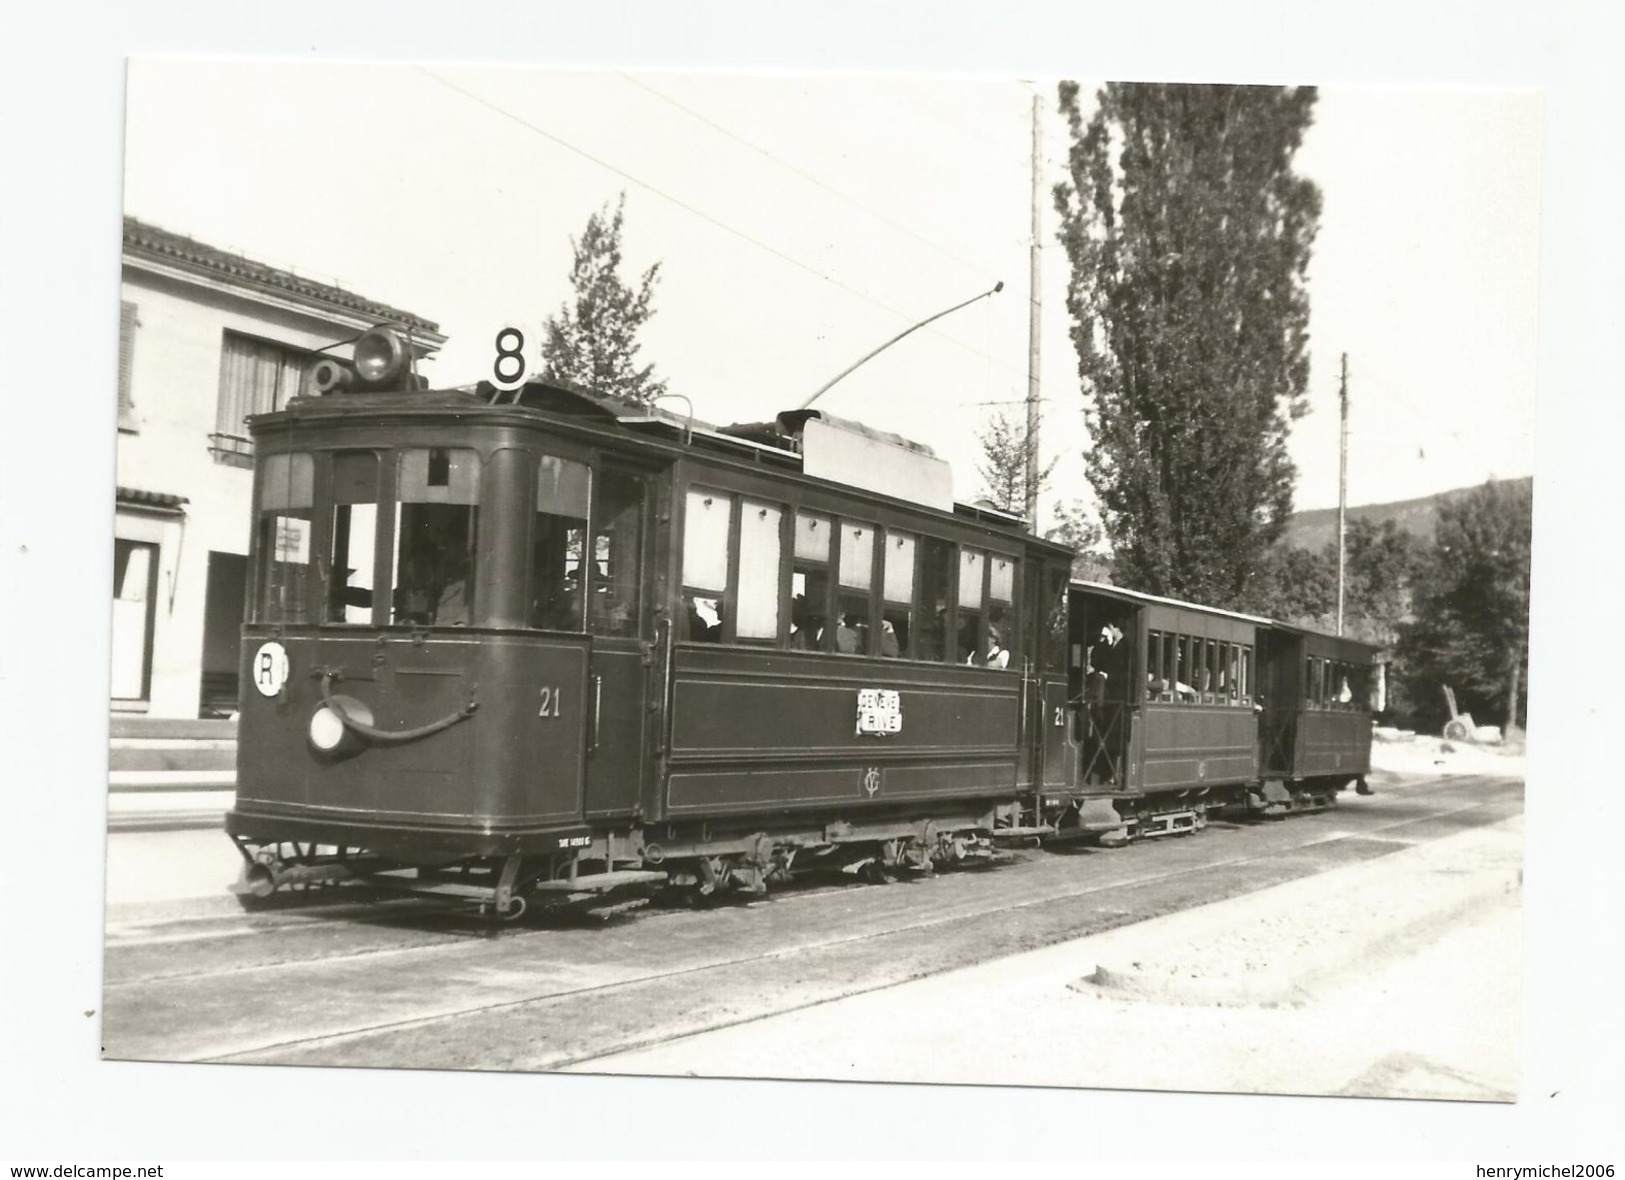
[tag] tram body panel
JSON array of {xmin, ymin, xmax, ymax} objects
[
  {"xmin": 662, "ymin": 644, "xmax": 1019, "ymax": 818},
  {"xmin": 1136, "ymin": 701, "xmax": 1258, "ymax": 792},
  {"xmin": 235, "ymin": 629, "xmax": 592, "ymax": 835}
]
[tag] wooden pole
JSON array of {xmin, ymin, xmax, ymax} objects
[
  {"xmin": 1337, "ymin": 352, "xmax": 1348, "ymax": 635},
  {"xmin": 1024, "ymin": 92, "xmax": 1043, "ymax": 528}
]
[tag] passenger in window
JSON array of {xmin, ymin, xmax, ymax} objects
[
  {"xmin": 982, "ymin": 625, "xmax": 1011, "ymax": 669},
  {"xmin": 880, "ymin": 618, "xmax": 902, "ymax": 658},
  {"xmin": 790, "ymin": 595, "xmax": 820, "ymax": 651},
  {"xmin": 836, "ymin": 613, "xmax": 863, "ymax": 654}
]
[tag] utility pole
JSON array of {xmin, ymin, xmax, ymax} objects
[
  {"xmin": 1024, "ymin": 92, "xmax": 1043, "ymax": 529},
  {"xmin": 1337, "ymin": 352, "xmax": 1349, "ymax": 636}
]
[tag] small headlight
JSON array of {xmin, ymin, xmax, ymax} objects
[
  {"xmin": 309, "ymin": 695, "xmax": 373, "ymax": 756},
  {"xmin": 353, "ymin": 327, "xmax": 410, "ymax": 390},
  {"xmin": 309, "ymin": 705, "xmax": 347, "ymax": 752}
]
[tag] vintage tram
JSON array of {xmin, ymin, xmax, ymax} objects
[
  {"xmin": 1036, "ymin": 584, "xmax": 1376, "ymax": 844},
  {"xmin": 228, "ymin": 326, "xmax": 1076, "ymax": 914},
  {"xmin": 226, "ymin": 324, "xmax": 1379, "ymax": 914}
]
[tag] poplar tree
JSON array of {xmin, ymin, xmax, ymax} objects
[
  {"xmin": 1053, "ymin": 82, "xmax": 1321, "ymax": 606},
  {"xmin": 541, "ymin": 193, "xmax": 668, "ymax": 405}
]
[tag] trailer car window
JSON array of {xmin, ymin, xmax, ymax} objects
[
  {"xmin": 529, "ymin": 455, "xmax": 590, "ymax": 631},
  {"xmin": 393, "ymin": 448, "xmax": 481, "ymax": 627}
]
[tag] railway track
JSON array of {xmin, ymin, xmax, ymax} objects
[{"xmin": 102, "ymin": 775, "xmax": 1522, "ymax": 1071}]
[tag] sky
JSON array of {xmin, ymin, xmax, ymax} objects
[{"xmin": 121, "ymin": 60, "xmax": 1542, "ymax": 522}]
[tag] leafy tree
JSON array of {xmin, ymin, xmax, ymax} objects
[
  {"xmin": 974, "ymin": 407, "xmax": 1056, "ymax": 517},
  {"xmin": 1397, "ymin": 481, "xmax": 1532, "ymax": 735},
  {"xmin": 541, "ymin": 193, "xmax": 668, "ymax": 405},
  {"xmin": 1243, "ymin": 542, "xmax": 1335, "ymax": 629},
  {"xmin": 1045, "ymin": 498, "xmax": 1111, "ymax": 582},
  {"xmin": 1053, "ymin": 81, "xmax": 1321, "ymax": 608},
  {"xmin": 1339, "ymin": 518, "xmax": 1425, "ymax": 648}
]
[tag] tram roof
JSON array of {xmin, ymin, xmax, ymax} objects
[{"xmin": 1072, "ymin": 580, "xmax": 1381, "ymax": 652}]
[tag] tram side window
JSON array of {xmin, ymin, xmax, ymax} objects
[
  {"xmin": 394, "ymin": 448, "xmax": 481, "ymax": 627},
  {"xmin": 681, "ymin": 488, "xmax": 732, "ymax": 643},
  {"xmin": 835, "ymin": 521, "xmax": 875, "ymax": 654},
  {"xmin": 327, "ymin": 451, "xmax": 380, "ymax": 624},
  {"xmin": 915, "ymin": 537, "xmax": 953, "ymax": 662},
  {"xmin": 881, "ymin": 531, "xmax": 916, "ymax": 658},
  {"xmin": 1147, "ymin": 631, "xmax": 1164, "ymax": 697},
  {"xmin": 790, "ymin": 511, "xmax": 831, "ymax": 651},
  {"xmin": 1174, "ymin": 635, "xmax": 1193, "ymax": 699},
  {"xmin": 1041, "ymin": 565, "xmax": 1069, "ymax": 673},
  {"xmin": 529, "ymin": 455, "xmax": 590, "ymax": 631},
  {"xmin": 736, "ymin": 500, "xmax": 783, "ymax": 644},
  {"xmin": 957, "ymin": 547, "xmax": 986, "ymax": 663},
  {"xmin": 986, "ymin": 554, "xmax": 1016, "ymax": 669},
  {"xmin": 1335, "ymin": 661, "xmax": 1356, "ymax": 708},
  {"xmin": 1204, "ymin": 639, "xmax": 1219, "ymax": 699},
  {"xmin": 590, "ymin": 470, "xmax": 642, "ymax": 637},
  {"xmin": 256, "ymin": 451, "xmax": 314, "ymax": 623},
  {"xmin": 1240, "ymin": 646, "xmax": 1252, "ymax": 702}
]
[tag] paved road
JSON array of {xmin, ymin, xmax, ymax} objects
[{"xmin": 101, "ymin": 775, "xmax": 1522, "ymax": 1072}]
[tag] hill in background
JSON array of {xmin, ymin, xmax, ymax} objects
[{"xmin": 1282, "ymin": 475, "xmax": 1533, "ymax": 551}]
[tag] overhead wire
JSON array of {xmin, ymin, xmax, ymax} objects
[
  {"xmin": 417, "ymin": 66, "xmax": 1032, "ymax": 386},
  {"xmin": 618, "ymin": 74, "xmax": 1002, "ymax": 285}
]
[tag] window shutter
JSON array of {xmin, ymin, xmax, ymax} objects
[{"xmin": 118, "ymin": 302, "xmax": 137, "ymax": 428}]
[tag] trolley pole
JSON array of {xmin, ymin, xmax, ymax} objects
[
  {"xmin": 1336, "ymin": 352, "xmax": 1349, "ymax": 636},
  {"xmin": 1024, "ymin": 92, "xmax": 1044, "ymax": 529}
]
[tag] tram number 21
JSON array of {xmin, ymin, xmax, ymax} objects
[{"xmin": 538, "ymin": 686, "xmax": 564, "ymax": 718}]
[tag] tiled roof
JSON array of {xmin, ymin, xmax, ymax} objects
[
  {"xmin": 122, "ymin": 216, "xmax": 441, "ymax": 337},
  {"xmin": 117, "ymin": 486, "xmax": 189, "ymax": 512}
]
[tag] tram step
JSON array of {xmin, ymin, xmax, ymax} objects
[
  {"xmin": 532, "ymin": 870, "xmax": 668, "ymax": 893},
  {"xmin": 989, "ymin": 825, "xmax": 1056, "ymax": 841}
]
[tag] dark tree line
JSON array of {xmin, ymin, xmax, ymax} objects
[{"xmin": 1245, "ymin": 482, "xmax": 1532, "ymax": 733}]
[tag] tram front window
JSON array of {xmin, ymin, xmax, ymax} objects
[
  {"xmin": 327, "ymin": 451, "xmax": 379, "ymax": 624},
  {"xmin": 256, "ymin": 452, "xmax": 314, "ymax": 623},
  {"xmin": 393, "ymin": 447, "xmax": 481, "ymax": 626}
]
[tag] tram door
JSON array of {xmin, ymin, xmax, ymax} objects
[
  {"xmin": 1032, "ymin": 562, "xmax": 1075, "ymax": 789},
  {"xmin": 583, "ymin": 467, "xmax": 653, "ymax": 819}
]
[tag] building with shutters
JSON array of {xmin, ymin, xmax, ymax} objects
[{"xmin": 116, "ymin": 217, "xmax": 446, "ymax": 718}]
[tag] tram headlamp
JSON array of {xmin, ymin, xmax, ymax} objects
[
  {"xmin": 309, "ymin": 695, "xmax": 373, "ymax": 757},
  {"xmin": 352, "ymin": 326, "xmax": 412, "ymax": 391}
]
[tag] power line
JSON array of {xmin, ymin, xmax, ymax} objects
[
  {"xmin": 619, "ymin": 74, "xmax": 1001, "ymax": 285},
  {"xmin": 416, "ymin": 67, "xmax": 1031, "ymax": 385}
]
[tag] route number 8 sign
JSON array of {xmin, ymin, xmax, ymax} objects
[{"xmin": 490, "ymin": 326, "xmax": 534, "ymax": 392}]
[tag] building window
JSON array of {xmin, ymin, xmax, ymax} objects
[
  {"xmin": 118, "ymin": 302, "xmax": 139, "ymax": 433},
  {"xmin": 213, "ymin": 331, "xmax": 310, "ymax": 466}
]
